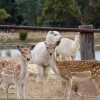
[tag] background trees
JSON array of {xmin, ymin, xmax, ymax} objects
[
  {"xmin": 0, "ymin": 9, "xmax": 10, "ymax": 23},
  {"xmin": 0, "ymin": 0, "xmax": 99, "ymax": 27}
]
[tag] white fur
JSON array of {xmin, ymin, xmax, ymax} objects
[
  {"xmin": 55, "ymin": 33, "xmax": 80, "ymax": 60},
  {"xmin": 32, "ymin": 31, "xmax": 61, "ymax": 82}
]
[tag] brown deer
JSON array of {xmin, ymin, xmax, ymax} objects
[{"xmin": 50, "ymin": 53, "xmax": 100, "ymax": 100}]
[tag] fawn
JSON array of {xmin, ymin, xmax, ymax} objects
[{"xmin": 0, "ymin": 45, "xmax": 35, "ymax": 99}]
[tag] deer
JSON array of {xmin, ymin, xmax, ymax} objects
[
  {"xmin": 0, "ymin": 45, "xmax": 35, "ymax": 100},
  {"xmin": 50, "ymin": 53, "xmax": 100, "ymax": 100},
  {"xmin": 32, "ymin": 31, "xmax": 61, "ymax": 82},
  {"xmin": 43, "ymin": 39, "xmax": 100, "ymax": 100}
]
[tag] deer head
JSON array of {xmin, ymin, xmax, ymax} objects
[{"xmin": 17, "ymin": 45, "xmax": 35, "ymax": 61}]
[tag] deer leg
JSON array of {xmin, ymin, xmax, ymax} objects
[
  {"xmin": 17, "ymin": 83, "xmax": 25, "ymax": 100},
  {"xmin": 43, "ymin": 66, "xmax": 51, "ymax": 82},
  {"xmin": 16, "ymin": 83, "xmax": 21, "ymax": 100},
  {"xmin": 0, "ymin": 74, "xmax": 3, "ymax": 85},
  {"xmin": 62, "ymin": 80, "xmax": 67, "ymax": 96},
  {"xmin": 5, "ymin": 83, "xmax": 10, "ymax": 100},
  {"xmin": 64, "ymin": 78, "xmax": 72, "ymax": 100},
  {"xmin": 93, "ymin": 77, "xmax": 100, "ymax": 99},
  {"xmin": 21, "ymin": 83, "xmax": 26, "ymax": 99},
  {"xmin": 36, "ymin": 65, "xmax": 44, "ymax": 83},
  {"xmin": 0, "ymin": 78, "xmax": 3, "ymax": 85}
]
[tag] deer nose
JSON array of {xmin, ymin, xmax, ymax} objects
[
  {"xmin": 27, "ymin": 58, "xmax": 30, "ymax": 61},
  {"xmin": 49, "ymin": 53, "xmax": 52, "ymax": 56}
]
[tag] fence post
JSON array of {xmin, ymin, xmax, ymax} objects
[{"xmin": 79, "ymin": 25, "xmax": 95, "ymax": 60}]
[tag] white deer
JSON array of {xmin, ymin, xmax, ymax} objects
[
  {"xmin": 0, "ymin": 45, "xmax": 34, "ymax": 99},
  {"xmin": 55, "ymin": 33, "xmax": 80, "ymax": 61},
  {"xmin": 32, "ymin": 31, "xmax": 61, "ymax": 82}
]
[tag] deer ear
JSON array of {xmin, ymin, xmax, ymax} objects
[
  {"xmin": 51, "ymin": 31, "xmax": 53, "ymax": 34},
  {"xmin": 55, "ymin": 37, "xmax": 62, "ymax": 46},
  {"xmin": 56, "ymin": 40, "xmax": 61, "ymax": 46},
  {"xmin": 17, "ymin": 45, "xmax": 21, "ymax": 51},
  {"xmin": 45, "ymin": 41, "xmax": 47, "ymax": 46},
  {"xmin": 30, "ymin": 44, "xmax": 35, "ymax": 50}
]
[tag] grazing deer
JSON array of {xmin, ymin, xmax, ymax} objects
[
  {"xmin": 50, "ymin": 53, "xmax": 100, "ymax": 100},
  {"xmin": 0, "ymin": 45, "xmax": 35, "ymax": 99}
]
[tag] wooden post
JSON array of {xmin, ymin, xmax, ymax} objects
[{"xmin": 79, "ymin": 25, "xmax": 95, "ymax": 60}]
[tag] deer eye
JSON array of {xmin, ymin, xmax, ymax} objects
[
  {"xmin": 46, "ymin": 47, "xmax": 48, "ymax": 49},
  {"xmin": 54, "ymin": 34, "xmax": 57, "ymax": 36},
  {"xmin": 53, "ymin": 47, "xmax": 55, "ymax": 49},
  {"xmin": 21, "ymin": 52, "xmax": 24, "ymax": 53}
]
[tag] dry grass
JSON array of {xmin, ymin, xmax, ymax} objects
[
  {"xmin": 0, "ymin": 73, "xmax": 99, "ymax": 100},
  {"xmin": 0, "ymin": 59, "xmax": 99, "ymax": 100},
  {"xmin": 0, "ymin": 31, "xmax": 100, "ymax": 43}
]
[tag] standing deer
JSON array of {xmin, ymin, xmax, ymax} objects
[
  {"xmin": 0, "ymin": 45, "xmax": 35, "ymax": 99},
  {"xmin": 44, "ymin": 40, "xmax": 100, "ymax": 100},
  {"xmin": 50, "ymin": 53, "xmax": 100, "ymax": 100}
]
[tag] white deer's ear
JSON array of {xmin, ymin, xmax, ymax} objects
[
  {"xmin": 55, "ymin": 39, "xmax": 61, "ymax": 46},
  {"xmin": 48, "ymin": 31, "xmax": 53, "ymax": 34},
  {"xmin": 30, "ymin": 44, "xmax": 35, "ymax": 50},
  {"xmin": 51, "ymin": 31, "xmax": 53, "ymax": 34}
]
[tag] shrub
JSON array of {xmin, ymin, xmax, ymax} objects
[{"xmin": 19, "ymin": 30, "xmax": 28, "ymax": 41}]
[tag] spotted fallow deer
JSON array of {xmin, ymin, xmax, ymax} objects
[
  {"xmin": 50, "ymin": 53, "xmax": 100, "ymax": 100},
  {"xmin": 0, "ymin": 45, "xmax": 35, "ymax": 99}
]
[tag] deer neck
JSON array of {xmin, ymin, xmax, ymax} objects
[
  {"xmin": 50, "ymin": 53, "xmax": 59, "ymax": 75},
  {"xmin": 20, "ymin": 58, "xmax": 28, "ymax": 80}
]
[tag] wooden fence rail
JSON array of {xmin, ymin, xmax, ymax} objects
[{"xmin": 0, "ymin": 25, "xmax": 100, "ymax": 33}]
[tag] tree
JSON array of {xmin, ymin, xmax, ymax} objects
[
  {"xmin": 0, "ymin": 9, "xmax": 10, "ymax": 22},
  {"xmin": 39, "ymin": 0, "xmax": 100, "ymax": 27},
  {"xmin": 75, "ymin": 0, "xmax": 100, "ymax": 25},
  {"xmin": 91, "ymin": 0, "xmax": 100, "ymax": 27},
  {"xmin": 39, "ymin": 0, "xmax": 79, "ymax": 27},
  {"xmin": 0, "ymin": 0, "xmax": 17, "ymax": 24},
  {"xmin": 16, "ymin": 0, "xmax": 45, "ymax": 25}
]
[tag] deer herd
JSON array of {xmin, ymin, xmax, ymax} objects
[{"xmin": 0, "ymin": 31, "xmax": 100, "ymax": 100}]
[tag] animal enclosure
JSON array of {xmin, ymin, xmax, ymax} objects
[{"xmin": 0, "ymin": 25, "xmax": 100, "ymax": 100}]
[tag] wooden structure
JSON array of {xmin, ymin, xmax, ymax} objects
[{"xmin": 79, "ymin": 25, "xmax": 95, "ymax": 60}]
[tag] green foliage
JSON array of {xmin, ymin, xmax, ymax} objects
[
  {"xmin": 39, "ymin": 0, "xmax": 79, "ymax": 27},
  {"xmin": 0, "ymin": 0, "xmax": 99, "ymax": 27},
  {"xmin": 16, "ymin": 0, "xmax": 45, "ymax": 25},
  {"xmin": 0, "ymin": 0, "xmax": 17, "ymax": 24},
  {"xmin": 74, "ymin": 0, "xmax": 100, "ymax": 25},
  {"xmin": 0, "ymin": 9, "xmax": 10, "ymax": 21},
  {"xmin": 19, "ymin": 30, "xmax": 28, "ymax": 41},
  {"xmin": 91, "ymin": 0, "xmax": 100, "ymax": 27},
  {"xmin": 39, "ymin": 0, "xmax": 100, "ymax": 26}
]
